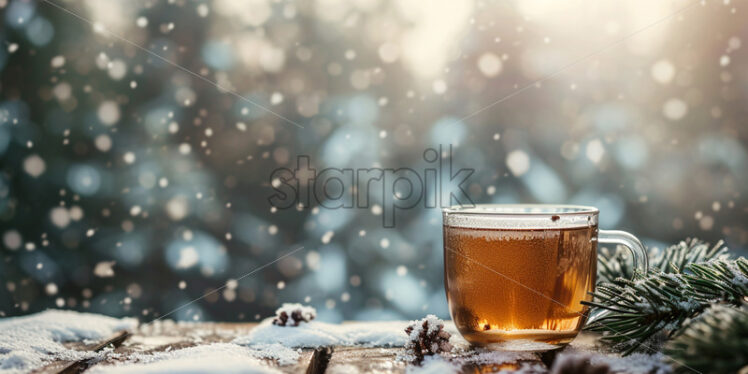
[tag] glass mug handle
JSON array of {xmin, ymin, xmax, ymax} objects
[
  {"xmin": 587, "ymin": 230, "xmax": 649, "ymax": 323},
  {"xmin": 598, "ymin": 230, "xmax": 649, "ymax": 276}
]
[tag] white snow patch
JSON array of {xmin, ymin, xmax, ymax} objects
[
  {"xmin": 88, "ymin": 343, "xmax": 280, "ymax": 374},
  {"xmin": 242, "ymin": 343, "xmax": 301, "ymax": 366},
  {"xmin": 452, "ymin": 348, "xmax": 536, "ymax": 365},
  {"xmin": 234, "ymin": 319, "xmax": 411, "ymax": 348},
  {"xmin": 406, "ymin": 355, "xmax": 459, "ymax": 374},
  {"xmin": 0, "ymin": 310, "xmax": 137, "ymax": 374},
  {"xmin": 127, "ymin": 335, "xmax": 185, "ymax": 348}
]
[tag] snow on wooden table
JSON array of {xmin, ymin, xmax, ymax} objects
[
  {"xmin": 33, "ymin": 321, "xmax": 314, "ymax": 374},
  {"xmin": 13, "ymin": 317, "xmax": 670, "ymax": 373},
  {"xmin": 27, "ymin": 320, "xmax": 551, "ymax": 374}
]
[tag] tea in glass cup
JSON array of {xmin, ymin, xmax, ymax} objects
[{"xmin": 443, "ymin": 204, "xmax": 647, "ymax": 350}]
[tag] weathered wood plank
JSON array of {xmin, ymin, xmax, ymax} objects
[
  {"xmin": 324, "ymin": 345, "xmax": 547, "ymax": 373},
  {"xmin": 113, "ymin": 322, "xmax": 256, "ymax": 356},
  {"xmin": 306, "ymin": 347, "xmax": 334, "ymax": 374},
  {"xmin": 31, "ymin": 331, "xmax": 132, "ymax": 374},
  {"xmin": 56, "ymin": 331, "xmax": 132, "ymax": 374},
  {"xmin": 325, "ymin": 346, "xmax": 407, "ymax": 373}
]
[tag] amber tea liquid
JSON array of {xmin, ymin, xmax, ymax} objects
[{"xmin": 444, "ymin": 225, "xmax": 597, "ymax": 346}]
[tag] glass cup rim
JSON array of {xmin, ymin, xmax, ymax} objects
[{"xmin": 442, "ymin": 204, "xmax": 599, "ymax": 216}]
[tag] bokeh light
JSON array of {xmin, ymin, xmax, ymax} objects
[{"xmin": 0, "ymin": 0, "xmax": 746, "ymax": 323}]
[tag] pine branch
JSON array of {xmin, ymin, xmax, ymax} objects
[
  {"xmin": 583, "ymin": 258, "xmax": 748, "ymax": 355},
  {"xmin": 597, "ymin": 238, "xmax": 729, "ymax": 283},
  {"xmin": 665, "ymin": 304, "xmax": 748, "ymax": 373}
]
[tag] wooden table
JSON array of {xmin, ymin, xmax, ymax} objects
[{"xmin": 35, "ymin": 322, "xmax": 608, "ymax": 373}]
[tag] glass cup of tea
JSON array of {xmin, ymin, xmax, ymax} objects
[{"xmin": 442, "ymin": 204, "xmax": 648, "ymax": 350}]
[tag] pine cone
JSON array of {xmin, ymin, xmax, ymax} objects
[
  {"xmin": 272, "ymin": 303, "xmax": 316, "ymax": 326},
  {"xmin": 550, "ymin": 354, "xmax": 611, "ymax": 374},
  {"xmin": 404, "ymin": 315, "xmax": 453, "ymax": 364}
]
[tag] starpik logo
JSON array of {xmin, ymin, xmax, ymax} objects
[{"xmin": 268, "ymin": 145, "xmax": 475, "ymax": 227}]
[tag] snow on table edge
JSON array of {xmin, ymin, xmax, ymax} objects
[{"xmin": 0, "ymin": 310, "xmax": 137, "ymax": 373}]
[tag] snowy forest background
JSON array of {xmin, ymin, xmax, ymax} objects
[{"xmin": 0, "ymin": 0, "xmax": 746, "ymax": 323}]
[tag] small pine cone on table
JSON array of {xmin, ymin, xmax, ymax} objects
[
  {"xmin": 404, "ymin": 314, "xmax": 453, "ymax": 364},
  {"xmin": 272, "ymin": 303, "xmax": 316, "ymax": 327}
]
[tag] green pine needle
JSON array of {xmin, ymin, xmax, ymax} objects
[
  {"xmin": 597, "ymin": 238, "xmax": 730, "ymax": 283},
  {"xmin": 583, "ymin": 257, "xmax": 748, "ymax": 355},
  {"xmin": 665, "ymin": 304, "xmax": 748, "ymax": 373}
]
